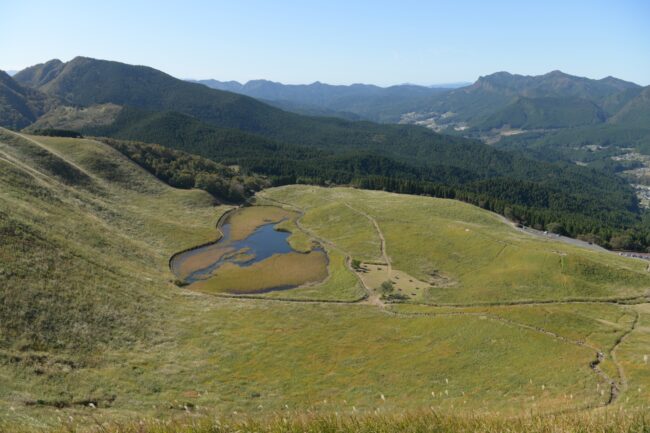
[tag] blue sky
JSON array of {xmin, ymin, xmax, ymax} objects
[{"xmin": 2, "ymin": 0, "xmax": 648, "ymax": 85}]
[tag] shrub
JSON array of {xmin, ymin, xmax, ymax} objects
[{"xmin": 380, "ymin": 280, "xmax": 394, "ymax": 295}]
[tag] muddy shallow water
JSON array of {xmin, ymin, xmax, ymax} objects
[{"xmin": 170, "ymin": 209, "xmax": 328, "ymax": 293}]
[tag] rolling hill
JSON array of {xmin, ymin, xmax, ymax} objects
[
  {"xmin": 11, "ymin": 57, "xmax": 648, "ymax": 248},
  {"xmin": 2, "ymin": 130, "xmax": 649, "ymax": 431},
  {"xmin": 31, "ymin": 104, "xmax": 645, "ymax": 247}
]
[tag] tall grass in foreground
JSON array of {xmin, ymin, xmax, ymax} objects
[{"xmin": 7, "ymin": 410, "xmax": 649, "ymax": 433}]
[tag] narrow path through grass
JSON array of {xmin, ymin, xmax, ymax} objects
[{"xmin": 183, "ymin": 191, "xmax": 650, "ymax": 415}]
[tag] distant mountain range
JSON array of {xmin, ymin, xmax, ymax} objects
[
  {"xmin": 0, "ymin": 56, "xmax": 644, "ymax": 240},
  {"xmin": 189, "ymin": 71, "xmax": 646, "ymax": 132},
  {"xmin": 427, "ymin": 82, "xmax": 472, "ymax": 89},
  {"xmin": 4, "ymin": 59, "xmax": 648, "ymax": 146},
  {"xmin": 435, "ymin": 70, "xmax": 642, "ymax": 129},
  {"xmin": 189, "ymin": 78, "xmax": 452, "ymax": 122},
  {"xmin": 8, "ymin": 57, "xmax": 489, "ymax": 171}
]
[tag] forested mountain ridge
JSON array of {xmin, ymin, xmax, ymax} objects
[
  {"xmin": 422, "ymin": 71, "xmax": 642, "ymax": 130},
  {"xmin": 0, "ymin": 70, "xmax": 57, "ymax": 129},
  {"xmin": 609, "ymin": 86, "xmax": 650, "ymax": 128},
  {"xmin": 475, "ymin": 96, "xmax": 608, "ymax": 130},
  {"xmin": 190, "ymin": 70, "xmax": 643, "ymax": 129},
  {"xmin": 192, "ymin": 78, "xmax": 450, "ymax": 122},
  {"xmin": 14, "ymin": 56, "xmax": 288, "ymax": 134},
  {"xmin": 11, "ymin": 57, "xmax": 527, "ymax": 170},
  {"xmin": 7, "ymin": 57, "xmax": 650, "ymax": 249},
  {"xmin": 13, "ymin": 58, "xmax": 66, "ymax": 88},
  {"xmin": 468, "ymin": 70, "xmax": 638, "ymax": 103}
]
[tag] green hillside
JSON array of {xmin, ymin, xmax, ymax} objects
[
  {"xmin": 476, "ymin": 96, "xmax": 607, "ymax": 130},
  {"xmin": 25, "ymin": 103, "xmax": 123, "ymax": 131},
  {"xmin": 495, "ymin": 125, "xmax": 650, "ymax": 163},
  {"xmin": 0, "ymin": 128, "xmax": 221, "ymax": 353},
  {"xmin": 1, "ymin": 132, "xmax": 649, "ymax": 432},
  {"xmin": 610, "ymin": 86, "xmax": 650, "ymax": 128},
  {"xmin": 423, "ymin": 70, "xmax": 640, "ymax": 123},
  {"xmin": 81, "ymin": 106, "xmax": 313, "ymax": 162},
  {"xmin": 81, "ymin": 105, "xmax": 644, "ymax": 243},
  {"xmin": 8, "ymin": 58, "xmax": 650, "ymax": 250},
  {"xmin": 260, "ymin": 186, "xmax": 650, "ymax": 304},
  {"xmin": 0, "ymin": 71, "xmax": 55, "ymax": 129}
]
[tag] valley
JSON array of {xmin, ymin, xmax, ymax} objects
[
  {"xmin": 2, "ymin": 130, "xmax": 649, "ymax": 431},
  {"xmin": 2, "ymin": 1, "xmax": 649, "ymax": 431},
  {"xmin": 185, "ymin": 70, "xmax": 650, "ymax": 216},
  {"xmin": 1, "ymin": 45, "xmax": 650, "ymax": 433}
]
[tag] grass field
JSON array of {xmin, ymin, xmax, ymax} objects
[
  {"xmin": 260, "ymin": 186, "xmax": 650, "ymax": 304},
  {"xmin": 4, "ymin": 410, "xmax": 649, "ymax": 433},
  {"xmin": 1, "ymin": 129, "xmax": 649, "ymax": 431}
]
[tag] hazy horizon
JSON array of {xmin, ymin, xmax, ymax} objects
[
  {"xmin": 2, "ymin": 0, "xmax": 649, "ymax": 86},
  {"xmin": 4, "ymin": 57, "xmax": 644, "ymax": 89}
]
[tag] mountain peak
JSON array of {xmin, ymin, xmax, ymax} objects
[
  {"xmin": 479, "ymin": 71, "xmax": 513, "ymax": 80},
  {"xmin": 14, "ymin": 58, "xmax": 65, "ymax": 88},
  {"xmin": 544, "ymin": 70, "xmax": 569, "ymax": 77},
  {"xmin": 473, "ymin": 71, "xmax": 518, "ymax": 90}
]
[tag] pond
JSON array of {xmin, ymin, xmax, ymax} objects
[{"xmin": 170, "ymin": 208, "xmax": 329, "ymax": 294}]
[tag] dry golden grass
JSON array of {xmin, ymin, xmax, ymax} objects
[
  {"xmin": 2, "ymin": 136, "xmax": 649, "ymax": 432},
  {"xmin": 173, "ymin": 244, "xmax": 234, "ymax": 279},
  {"xmin": 5, "ymin": 408, "xmax": 649, "ymax": 433},
  {"xmin": 191, "ymin": 251, "xmax": 329, "ymax": 294},
  {"xmin": 264, "ymin": 248, "xmax": 366, "ymax": 301},
  {"xmin": 227, "ymin": 206, "xmax": 295, "ymax": 241}
]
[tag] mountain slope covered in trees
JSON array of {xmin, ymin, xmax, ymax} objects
[
  {"xmin": 475, "ymin": 96, "xmax": 608, "ymax": 130},
  {"xmin": 0, "ymin": 71, "xmax": 56, "ymax": 129},
  {"xmin": 192, "ymin": 78, "xmax": 450, "ymax": 122},
  {"xmin": 9, "ymin": 57, "xmax": 650, "ymax": 249}
]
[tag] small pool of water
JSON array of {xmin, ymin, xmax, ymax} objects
[{"xmin": 172, "ymin": 219, "xmax": 297, "ymax": 283}]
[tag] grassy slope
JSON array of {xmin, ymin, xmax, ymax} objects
[
  {"xmin": 10, "ymin": 410, "xmax": 648, "ymax": 433},
  {"xmin": 0, "ymin": 129, "xmax": 221, "ymax": 352},
  {"xmin": 615, "ymin": 303, "xmax": 650, "ymax": 406},
  {"xmin": 1, "ymin": 140, "xmax": 649, "ymax": 430},
  {"xmin": 261, "ymin": 186, "xmax": 650, "ymax": 304}
]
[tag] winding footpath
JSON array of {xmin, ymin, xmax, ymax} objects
[
  {"xmin": 182, "ymin": 196, "xmax": 647, "ymax": 411},
  {"xmin": 609, "ymin": 310, "xmax": 641, "ymax": 401},
  {"xmin": 342, "ymin": 202, "xmax": 391, "ymax": 273}
]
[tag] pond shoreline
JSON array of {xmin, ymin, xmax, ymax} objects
[
  {"xmin": 169, "ymin": 205, "xmax": 330, "ymax": 294},
  {"xmin": 168, "ymin": 206, "xmax": 240, "ymax": 275}
]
